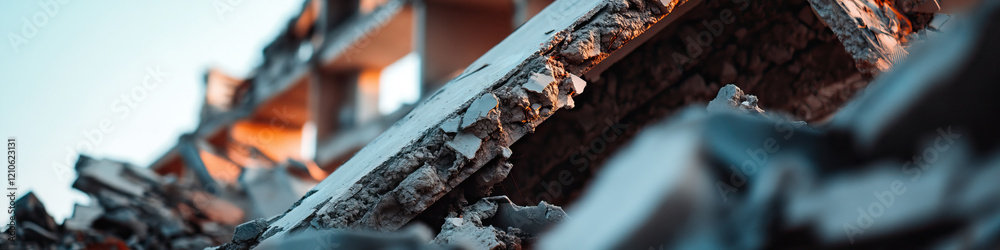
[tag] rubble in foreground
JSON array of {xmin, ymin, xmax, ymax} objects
[
  {"xmin": 2, "ymin": 156, "xmax": 239, "ymax": 249},
  {"xmin": 541, "ymin": 1, "xmax": 1000, "ymax": 248}
]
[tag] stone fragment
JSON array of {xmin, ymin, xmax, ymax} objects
[
  {"xmin": 432, "ymin": 197, "xmax": 565, "ymax": 249},
  {"xmin": 439, "ymin": 116, "xmax": 461, "ymax": 134},
  {"xmin": 707, "ymin": 84, "xmax": 765, "ymax": 115},
  {"xmin": 569, "ymin": 73, "xmax": 587, "ymax": 94},
  {"xmin": 233, "ymin": 218, "xmax": 268, "ymax": 243},
  {"xmin": 524, "ymin": 73, "xmax": 554, "ymax": 93},
  {"xmin": 63, "ymin": 203, "xmax": 103, "ymax": 231},
  {"xmin": 460, "ymin": 94, "xmax": 501, "ymax": 138},
  {"xmin": 446, "ymin": 132, "xmax": 483, "ymax": 159}
]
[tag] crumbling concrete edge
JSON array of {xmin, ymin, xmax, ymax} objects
[
  {"xmin": 219, "ymin": 0, "xmax": 692, "ymax": 248},
  {"xmin": 807, "ymin": 0, "xmax": 911, "ymax": 73}
]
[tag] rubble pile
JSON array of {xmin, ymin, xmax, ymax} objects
[
  {"xmin": 6, "ymin": 0, "xmax": 993, "ymax": 248},
  {"xmin": 2, "ymin": 156, "xmax": 240, "ymax": 249},
  {"xmin": 541, "ymin": 1, "xmax": 1000, "ymax": 248},
  {"xmin": 504, "ymin": 0, "xmax": 887, "ymax": 207}
]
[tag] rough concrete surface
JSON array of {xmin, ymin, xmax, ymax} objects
[{"xmin": 217, "ymin": 0, "xmax": 693, "ymax": 248}]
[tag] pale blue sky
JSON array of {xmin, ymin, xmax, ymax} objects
[{"xmin": 0, "ymin": 0, "xmax": 305, "ymax": 222}]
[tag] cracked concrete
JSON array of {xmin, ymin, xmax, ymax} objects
[
  {"xmin": 214, "ymin": 0, "xmax": 693, "ymax": 248},
  {"xmin": 807, "ymin": 0, "xmax": 928, "ymax": 73}
]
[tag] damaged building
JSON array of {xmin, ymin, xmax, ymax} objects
[{"xmin": 6, "ymin": 0, "xmax": 1000, "ymax": 249}]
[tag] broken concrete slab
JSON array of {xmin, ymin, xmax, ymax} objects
[
  {"xmin": 235, "ymin": 0, "xmax": 694, "ymax": 247},
  {"xmin": 807, "ymin": 0, "xmax": 920, "ymax": 73}
]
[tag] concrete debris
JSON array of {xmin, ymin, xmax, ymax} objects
[
  {"xmin": 562, "ymin": 29, "xmax": 603, "ymax": 63},
  {"xmin": 242, "ymin": 0, "xmax": 687, "ymax": 246},
  {"xmin": 432, "ymin": 197, "xmax": 566, "ymax": 249},
  {"xmin": 706, "ymin": 84, "xmax": 765, "ymax": 115},
  {"xmin": 524, "ymin": 72, "xmax": 554, "ymax": 94},
  {"xmin": 2, "ymin": 156, "xmax": 239, "ymax": 249},
  {"xmin": 541, "ymin": 2, "xmax": 1000, "ymax": 248},
  {"xmin": 447, "ymin": 132, "xmax": 484, "ymax": 160},
  {"xmin": 440, "ymin": 116, "xmax": 462, "ymax": 134},
  {"xmin": 461, "ymin": 93, "xmax": 502, "ymax": 138},
  {"xmin": 232, "ymin": 218, "xmax": 268, "ymax": 243},
  {"xmin": 568, "ymin": 73, "xmax": 587, "ymax": 95},
  {"xmin": 11, "ymin": 0, "xmax": 991, "ymax": 249},
  {"xmin": 807, "ymin": 0, "xmax": 934, "ymax": 73}
]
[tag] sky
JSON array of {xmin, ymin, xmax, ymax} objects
[{"xmin": 0, "ymin": 0, "xmax": 306, "ymax": 222}]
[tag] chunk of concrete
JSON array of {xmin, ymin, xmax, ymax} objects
[
  {"xmin": 446, "ymin": 132, "xmax": 483, "ymax": 160},
  {"xmin": 569, "ymin": 73, "xmax": 587, "ymax": 94},
  {"xmin": 524, "ymin": 72, "xmax": 555, "ymax": 93},
  {"xmin": 432, "ymin": 197, "xmax": 565, "ymax": 249},
  {"xmin": 808, "ymin": 0, "xmax": 916, "ymax": 72},
  {"xmin": 460, "ymin": 94, "xmax": 502, "ymax": 138},
  {"xmin": 461, "ymin": 94, "xmax": 500, "ymax": 129},
  {"xmin": 707, "ymin": 84, "xmax": 765, "ymax": 115},
  {"xmin": 232, "ymin": 218, "xmax": 268, "ymax": 243},
  {"xmin": 439, "ymin": 116, "xmax": 461, "ymax": 134}
]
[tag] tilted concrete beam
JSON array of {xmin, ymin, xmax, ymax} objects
[{"xmin": 217, "ymin": 0, "xmax": 696, "ymax": 248}]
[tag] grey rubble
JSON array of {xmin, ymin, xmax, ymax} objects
[{"xmin": 1, "ymin": 156, "xmax": 236, "ymax": 249}]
